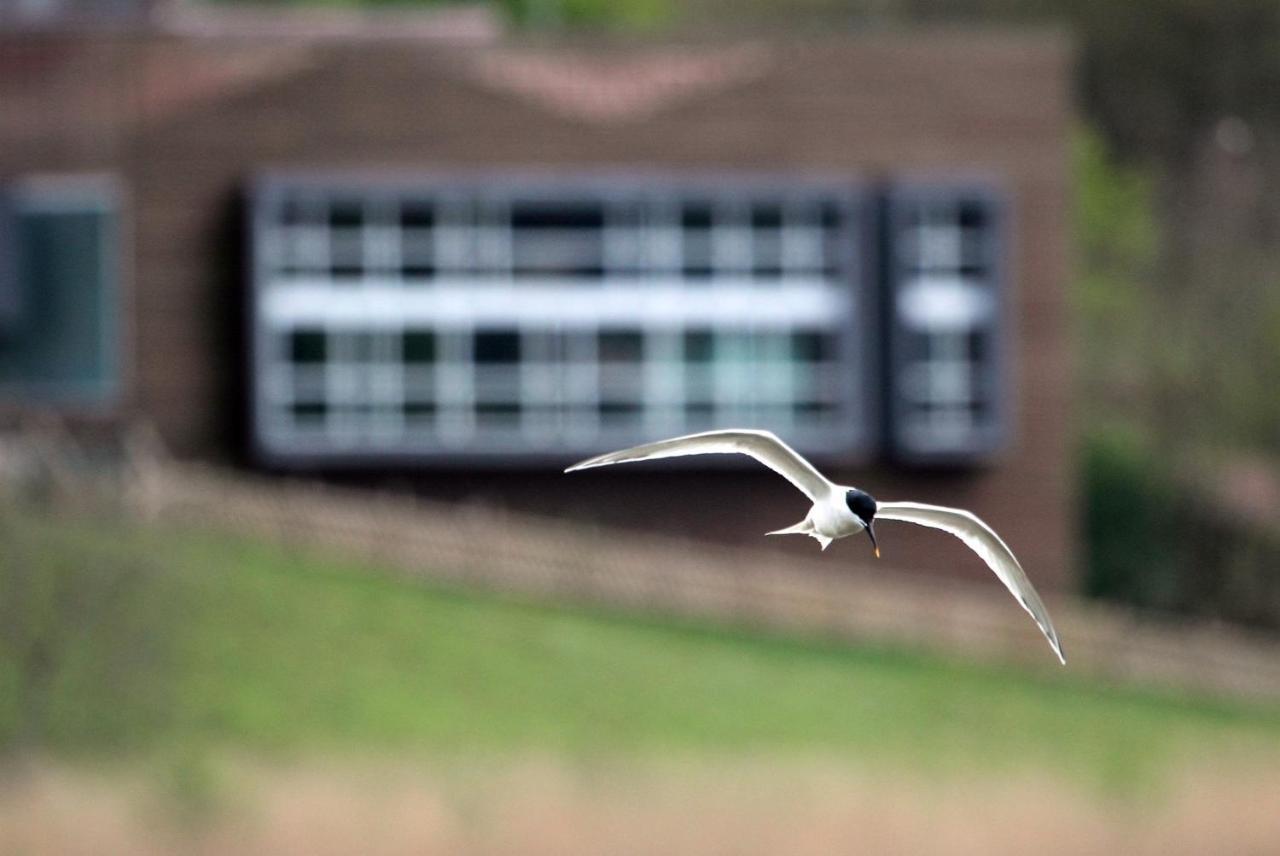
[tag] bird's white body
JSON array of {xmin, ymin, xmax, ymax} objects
[
  {"xmin": 768, "ymin": 488, "xmax": 865, "ymax": 550},
  {"xmin": 567, "ymin": 428, "xmax": 1066, "ymax": 664}
]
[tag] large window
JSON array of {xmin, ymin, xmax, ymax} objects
[
  {"xmin": 0, "ymin": 176, "xmax": 121, "ymax": 405},
  {"xmin": 249, "ymin": 175, "xmax": 872, "ymax": 462},
  {"xmin": 883, "ymin": 184, "xmax": 1006, "ymax": 462}
]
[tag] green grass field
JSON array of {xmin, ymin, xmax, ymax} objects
[{"xmin": 3, "ymin": 509, "xmax": 1279, "ymax": 793}]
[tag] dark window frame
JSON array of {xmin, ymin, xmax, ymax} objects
[
  {"xmin": 882, "ymin": 180, "xmax": 1010, "ymax": 465},
  {"xmin": 246, "ymin": 171, "xmax": 878, "ymax": 468}
]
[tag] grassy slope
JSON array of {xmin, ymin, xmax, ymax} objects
[{"xmin": 3, "ymin": 512, "xmax": 1280, "ymax": 790}]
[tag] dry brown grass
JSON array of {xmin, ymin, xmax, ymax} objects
[{"xmin": 3, "ymin": 755, "xmax": 1280, "ymax": 856}]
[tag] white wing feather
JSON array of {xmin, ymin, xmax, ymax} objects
[
  {"xmin": 565, "ymin": 429, "xmax": 833, "ymax": 501},
  {"xmin": 877, "ymin": 501, "xmax": 1065, "ymax": 664}
]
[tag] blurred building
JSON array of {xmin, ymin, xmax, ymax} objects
[{"xmin": 0, "ymin": 5, "xmax": 1074, "ymax": 588}]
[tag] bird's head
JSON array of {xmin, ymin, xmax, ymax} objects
[{"xmin": 845, "ymin": 489, "xmax": 879, "ymax": 558}]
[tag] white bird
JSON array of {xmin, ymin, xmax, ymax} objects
[{"xmin": 566, "ymin": 428, "xmax": 1065, "ymax": 664}]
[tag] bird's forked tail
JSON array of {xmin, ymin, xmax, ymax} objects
[
  {"xmin": 766, "ymin": 518, "xmax": 812, "ymax": 537},
  {"xmin": 766, "ymin": 517, "xmax": 833, "ymax": 550}
]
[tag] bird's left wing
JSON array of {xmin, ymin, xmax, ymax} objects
[
  {"xmin": 877, "ymin": 501, "xmax": 1065, "ymax": 664},
  {"xmin": 564, "ymin": 429, "xmax": 833, "ymax": 502}
]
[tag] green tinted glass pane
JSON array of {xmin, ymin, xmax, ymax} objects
[
  {"xmin": 683, "ymin": 329, "xmax": 714, "ymax": 362},
  {"xmin": 0, "ymin": 203, "xmax": 117, "ymax": 401},
  {"xmin": 599, "ymin": 331, "xmax": 643, "ymax": 362},
  {"xmin": 474, "ymin": 331, "xmax": 520, "ymax": 364},
  {"xmin": 403, "ymin": 331, "xmax": 436, "ymax": 364},
  {"xmin": 290, "ymin": 330, "xmax": 326, "ymax": 363},
  {"xmin": 791, "ymin": 330, "xmax": 836, "ymax": 362},
  {"xmin": 291, "ymin": 401, "xmax": 328, "ymax": 425}
]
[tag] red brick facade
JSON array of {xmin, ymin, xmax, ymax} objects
[{"xmin": 0, "ymin": 27, "xmax": 1075, "ymax": 589}]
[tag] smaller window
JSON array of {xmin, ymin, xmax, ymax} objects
[
  {"xmin": 0, "ymin": 176, "xmax": 120, "ymax": 406},
  {"xmin": 884, "ymin": 184, "xmax": 1006, "ymax": 463}
]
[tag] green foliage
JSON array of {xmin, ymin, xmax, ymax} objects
[
  {"xmin": 204, "ymin": 0, "xmax": 672, "ymax": 29},
  {"xmin": 1073, "ymin": 128, "xmax": 1159, "ymax": 285},
  {"xmin": 1073, "ymin": 126, "xmax": 1280, "ymax": 625},
  {"xmin": 498, "ymin": 0, "xmax": 672, "ymax": 30},
  {"xmin": 1082, "ymin": 429, "xmax": 1280, "ymax": 626},
  {"xmin": 1081, "ymin": 428, "xmax": 1179, "ymax": 606},
  {"xmin": 1070, "ymin": 127, "xmax": 1161, "ymax": 427},
  {"xmin": 208, "ymin": 0, "xmax": 464, "ymax": 6},
  {"xmin": 0, "ymin": 511, "xmax": 183, "ymax": 755}
]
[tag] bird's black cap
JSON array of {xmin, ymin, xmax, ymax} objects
[{"xmin": 845, "ymin": 489, "xmax": 877, "ymax": 525}]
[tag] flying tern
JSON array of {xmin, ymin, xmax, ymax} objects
[{"xmin": 565, "ymin": 428, "xmax": 1064, "ymax": 664}]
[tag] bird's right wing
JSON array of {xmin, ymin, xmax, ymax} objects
[
  {"xmin": 565, "ymin": 429, "xmax": 834, "ymax": 501},
  {"xmin": 876, "ymin": 501, "xmax": 1065, "ymax": 664}
]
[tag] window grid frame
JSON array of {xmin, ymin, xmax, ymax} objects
[
  {"xmin": 248, "ymin": 173, "xmax": 875, "ymax": 466},
  {"xmin": 884, "ymin": 181, "xmax": 1008, "ymax": 463}
]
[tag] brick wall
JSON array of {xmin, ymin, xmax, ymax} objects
[{"xmin": 3, "ymin": 29, "xmax": 1076, "ymax": 590}]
